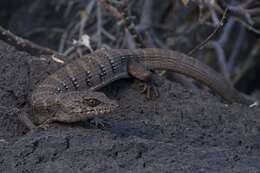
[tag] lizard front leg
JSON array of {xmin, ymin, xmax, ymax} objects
[
  {"xmin": 18, "ymin": 110, "xmax": 37, "ymax": 130},
  {"xmin": 127, "ymin": 60, "xmax": 164, "ymax": 98}
]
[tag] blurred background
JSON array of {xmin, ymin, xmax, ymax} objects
[{"xmin": 0, "ymin": 0, "xmax": 259, "ymax": 97}]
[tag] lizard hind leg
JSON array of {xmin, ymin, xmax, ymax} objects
[{"xmin": 128, "ymin": 60, "xmax": 164, "ymax": 99}]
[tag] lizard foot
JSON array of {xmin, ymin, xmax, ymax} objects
[
  {"xmin": 38, "ymin": 118, "xmax": 54, "ymax": 130},
  {"xmin": 90, "ymin": 117, "xmax": 111, "ymax": 128},
  {"xmin": 138, "ymin": 73, "xmax": 164, "ymax": 99},
  {"xmin": 139, "ymin": 82, "xmax": 160, "ymax": 99}
]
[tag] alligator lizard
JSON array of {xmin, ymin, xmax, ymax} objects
[{"xmin": 30, "ymin": 48, "xmax": 254, "ymax": 126}]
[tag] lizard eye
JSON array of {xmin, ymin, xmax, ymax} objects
[{"xmin": 84, "ymin": 98, "xmax": 101, "ymax": 107}]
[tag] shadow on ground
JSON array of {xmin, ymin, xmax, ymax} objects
[{"xmin": 0, "ymin": 40, "xmax": 259, "ymax": 173}]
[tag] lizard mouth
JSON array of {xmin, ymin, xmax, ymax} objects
[{"xmin": 85, "ymin": 105, "xmax": 118, "ymax": 115}]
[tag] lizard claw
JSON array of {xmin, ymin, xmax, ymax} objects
[{"xmin": 139, "ymin": 82, "xmax": 160, "ymax": 99}]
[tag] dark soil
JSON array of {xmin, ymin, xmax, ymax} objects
[{"xmin": 0, "ymin": 40, "xmax": 260, "ymax": 173}]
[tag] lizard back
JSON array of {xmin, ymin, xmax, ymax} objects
[{"xmin": 31, "ymin": 49, "xmax": 129, "ymax": 108}]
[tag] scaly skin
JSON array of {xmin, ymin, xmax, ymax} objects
[{"xmin": 31, "ymin": 48, "xmax": 254, "ymax": 125}]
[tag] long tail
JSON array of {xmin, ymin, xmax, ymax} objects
[{"xmin": 118, "ymin": 48, "xmax": 254, "ymax": 105}]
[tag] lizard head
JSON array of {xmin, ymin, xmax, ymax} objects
[{"xmin": 55, "ymin": 91, "xmax": 119, "ymax": 122}]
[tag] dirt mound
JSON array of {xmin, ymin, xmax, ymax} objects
[{"xmin": 0, "ymin": 40, "xmax": 259, "ymax": 173}]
